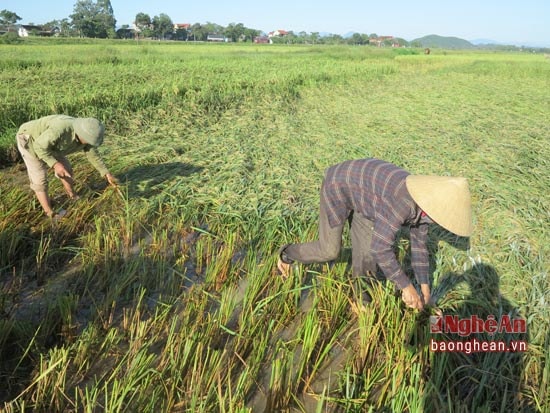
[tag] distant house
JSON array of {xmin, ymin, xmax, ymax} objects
[
  {"xmin": 174, "ymin": 23, "xmax": 190, "ymax": 31},
  {"xmin": 268, "ymin": 29, "xmax": 289, "ymax": 38},
  {"xmin": 254, "ymin": 36, "xmax": 271, "ymax": 44},
  {"xmin": 369, "ymin": 35, "xmax": 394, "ymax": 47},
  {"xmin": 207, "ymin": 33, "xmax": 227, "ymax": 42},
  {"xmin": 18, "ymin": 25, "xmax": 59, "ymax": 37},
  {"xmin": 131, "ymin": 23, "xmax": 142, "ymax": 34},
  {"xmin": 116, "ymin": 26, "xmax": 134, "ymax": 39}
]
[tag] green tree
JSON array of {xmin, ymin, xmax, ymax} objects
[
  {"xmin": 0, "ymin": 31, "xmax": 21, "ymax": 43},
  {"xmin": 0, "ymin": 9, "xmax": 22, "ymax": 31},
  {"xmin": 152, "ymin": 13, "xmax": 173, "ymax": 40},
  {"xmin": 243, "ymin": 27, "xmax": 261, "ymax": 42},
  {"xmin": 203, "ymin": 21, "xmax": 223, "ymax": 37},
  {"xmin": 276, "ymin": 31, "xmax": 296, "ymax": 44},
  {"xmin": 58, "ymin": 19, "xmax": 74, "ymax": 37},
  {"xmin": 70, "ymin": 0, "xmax": 116, "ymax": 38},
  {"xmin": 226, "ymin": 22, "xmax": 260, "ymax": 42},
  {"xmin": 42, "ymin": 19, "xmax": 70, "ymax": 36},
  {"xmin": 189, "ymin": 23, "xmax": 208, "ymax": 41},
  {"xmin": 224, "ymin": 22, "xmax": 245, "ymax": 42},
  {"xmin": 134, "ymin": 12, "xmax": 150, "ymax": 28},
  {"xmin": 96, "ymin": 0, "xmax": 116, "ymax": 38},
  {"xmin": 70, "ymin": 0, "xmax": 97, "ymax": 38},
  {"xmin": 310, "ymin": 32, "xmax": 320, "ymax": 44},
  {"xmin": 43, "ymin": 20, "xmax": 60, "ymax": 31},
  {"xmin": 174, "ymin": 26, "xmax": 188, "ymax": 41},
  {"xmin": 349, "ymin": 33, "xmax": 365, "ymax": 45},
  {"xmin": 134, "ymin": 12, "xmax": 152, "ymax": 38},
  {"xmin": 324, "ymin": 34, "xmax": 344, "ymax": 45}
]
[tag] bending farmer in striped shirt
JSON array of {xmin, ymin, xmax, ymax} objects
[{"xmin": 277, "ymin": 158, "xmax": 472, "ymax": 310}]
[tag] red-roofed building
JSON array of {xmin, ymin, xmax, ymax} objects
[
  {"xmin": 268, "ymin": 29, "xmax": 289, "ymax": 38},
  {"xmin": 254, "ymin": 36, "xmax": 271, "ymax": 44},
  {"xmin": 174, "ymin": 23, "xmax": 191, "ymax": 31}
]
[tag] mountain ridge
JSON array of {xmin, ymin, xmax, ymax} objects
[{"xmin": 411, "ymin": 34, "xmax": 474, "ymax": 49}]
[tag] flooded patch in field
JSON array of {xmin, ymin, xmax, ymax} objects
[{"xmin": 247, "ymin": 272, "xmax": 359, "ymax": 413}]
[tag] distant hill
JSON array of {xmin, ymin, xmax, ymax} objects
[{"xmin": 411, "ymin": 34, "xmax": 474, "ymax": 49}]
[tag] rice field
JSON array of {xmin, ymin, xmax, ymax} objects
[{"xmin": 0, "ymin": 39, "xmax": 548, "ymax": 412}]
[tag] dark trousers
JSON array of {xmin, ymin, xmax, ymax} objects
[{"xmin": 284, "ymin": 194, "xmax": 376, "ymax": 277}]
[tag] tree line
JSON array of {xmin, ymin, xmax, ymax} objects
[
  {"xmin": 1, "ymin": 1, "xmax": 412, "ymax": 46},
  {"xmin": 1, "ymin": 1, "xmax": 117, "ymax": 39}
]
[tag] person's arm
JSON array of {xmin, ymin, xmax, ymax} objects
[
  {"xmin": 371, "ymin": 215, "xmax": 424, "ymax": 309},
  {"xmin": 371, "ymin": 217, "xmax": 410, "ymax": 289},
  {"xmin": 84, "ymin": 146, "xmax": 118, "ymax": 186},
  {"xmin": 83, "ymin": 146, "xmax": 110, "ymax": 176},
  {"xmin": 34, "ymin": 130, "xmax": 76, "ymax": 183},
  {"xmin": 105, "ymin": 172, "xmax": 118, "ymax": 186},
  {"xmin": 410, "ymin": 224, "xmax": 431, "ymax": 306},
  {"xmin": 410, "ymin": 224, "xmax": 429, "ymax": 285},
  {"xmin": 33, "ymin": 130, "xmax": 61, "ymax": 168}
]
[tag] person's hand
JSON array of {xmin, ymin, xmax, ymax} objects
[
  {"xmin": 47, "ymin": 208, "xmax": 67, "ymax": 221},
  {"xmin": 105, "ymin": 173, "xmax": 119, "ymax": 186},
  {"xmin": 53, "ymin": 162, "xmax": 72, "ymax": 180},
  {"xmin": 401, "ymin": 284, "xmax": 424, "ymax": 310},
  {"xmin": 421, "ymin": 283, "xmax": 431, "ymax": 307},
  {"xmin": 277, "ymin": 258, "xmax": 291, "ymax": 279}
]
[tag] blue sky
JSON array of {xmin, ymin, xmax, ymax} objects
[{"xmin": 3, "ymin": 0, "xmax": 549, "ymax": 46}]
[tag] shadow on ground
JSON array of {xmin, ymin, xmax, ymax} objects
[{"xmin": 89, "ymin": 162, "xmax": 203, "ymax": 198}]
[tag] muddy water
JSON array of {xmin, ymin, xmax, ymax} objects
[{"xmin": 246, "ymin": 283, "xmax": 358, "ymax": 413}]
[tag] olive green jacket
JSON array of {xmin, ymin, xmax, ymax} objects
[{"xmin": 18, "ymin": 115, "xmax": 109, "ymax": 176}]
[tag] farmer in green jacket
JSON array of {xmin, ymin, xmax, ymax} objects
[{"xmin": 16, "ymin": 115, "xmax": 118, "ymax": 219}]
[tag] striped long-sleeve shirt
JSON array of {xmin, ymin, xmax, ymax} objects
[{"xmin": 321, "ymin": 158, "xmax": 429, "ymax": 289}]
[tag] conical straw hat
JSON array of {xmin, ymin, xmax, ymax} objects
[
  {"xmin": 73, "ymin": 118, "xmax": 105, "ymax": 147},
  {"xmin": 405, "ymin": 175, "xmax": 472, "ymax": 237}
]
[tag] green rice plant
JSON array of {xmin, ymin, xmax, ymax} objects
[
  {"xmin": 0, "ymin": 41, "xmax": 548, "ymax": 412},
  {"xmin": 34, "ymin": 231, "xmax": 52, "ymax": 285}
]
